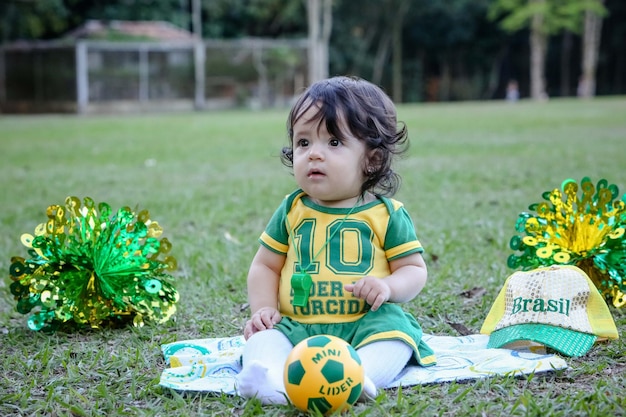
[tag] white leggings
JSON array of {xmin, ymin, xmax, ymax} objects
[{"xmin": 238, "ymin": 329, "xmax": 413, "ymax": 400}]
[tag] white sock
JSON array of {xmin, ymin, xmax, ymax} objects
[
  {"xmin": 359, "ymin": 376, "xmax": 378, "ymax": 402},
  {"xmin": 357, "ymin": 340, "xmax": 413, "ymax": 391},
  {"xmin": 236, "ymin": 329, "xmax": 293, "ymax": 404}
]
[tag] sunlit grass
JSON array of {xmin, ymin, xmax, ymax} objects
[{"xmin": 1, "ymin": 97, "xmax": 625, "ymax": 416}]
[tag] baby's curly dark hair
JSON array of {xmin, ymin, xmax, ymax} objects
[{"xmin": 280, "ymin": 76, "xmax": 409, "ymax": 197}]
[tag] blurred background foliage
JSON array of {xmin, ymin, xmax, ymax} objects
[{"xmin": 0, "ymin": 0, "xmax": 624, "ymax": 101}]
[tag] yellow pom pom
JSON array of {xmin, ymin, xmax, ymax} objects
[{"xmin": 509, "ymin": 177, "xmax": 626, "ymax": 307}]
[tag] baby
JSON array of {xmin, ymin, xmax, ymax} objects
[{"xmin": 237, "ymin": 76, "xmax": 435, "ymax": 404}]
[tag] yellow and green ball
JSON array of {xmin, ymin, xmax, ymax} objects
[{"xmin": 283, "ymin": 335, "xmax": 364, "ymax": 415}]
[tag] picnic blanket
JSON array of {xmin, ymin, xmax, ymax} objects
[{"xmin": 158, "ymin": 333, "xmax": 568, "ymax": 394}]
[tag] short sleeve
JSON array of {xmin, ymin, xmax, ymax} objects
[
  {"xmin": 384, "ymin": 204, "xmax": 423, "ymax": 260},
  {"xmin": 258, "ymin": 190, "xmax": 304, "ymax": 255}
]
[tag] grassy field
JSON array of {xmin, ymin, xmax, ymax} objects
[{"xmin": 1, "ymin": 97, "xmax": 625, "ymax": 416}]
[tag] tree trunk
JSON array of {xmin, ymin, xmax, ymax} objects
[
  {"xmin": 579, "ymin": 5, "xmax": 603, "ymax": 98},
  {"xmin": 307, "ymin": 0, "xmax": 332, "ymax": 84},
  {"xmin": 192, "ymin": 0, "xmax": 205, "ymax": 110},
  {"xmin": 529, "ymin": 7, "xmax": 547, "ymax": 100},
  {"xmin": 253, "ymin": 48, "xmax": 269, "ymax": 107},
  {"xmin": 440, "ymin": 57, "xmax": 451, "ymax": 101},
  {"xmin": 560, "ymin": 31, "xmax": 572, "ymax": 96},
  {"xmin": 391, "ymin": 0, "xmax": 410, "ymax": 103},
  {"xmin": 371, "ymin": 31, "xmax": 391, "ymax": 86},
  {"xmin": 391, "ymin": 17, "xmax": 402, "ymax": 102}
]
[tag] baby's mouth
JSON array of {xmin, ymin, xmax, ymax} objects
[{"xmin": 308, "ymin": 169, "xmax": 325, "ymax": 178}]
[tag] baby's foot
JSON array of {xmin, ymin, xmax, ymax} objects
[{"xmin": 236, "ymin": 360, "xmax": 288, "ymax": 404}]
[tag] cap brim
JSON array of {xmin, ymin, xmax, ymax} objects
[{"xmin": 487, "ymin": 323, "xmax": 597, "ymax": 357}]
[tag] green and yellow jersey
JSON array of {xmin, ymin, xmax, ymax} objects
[{"xmin": 259, "ymin": 189, "xmax": 424, "ymax": 324}]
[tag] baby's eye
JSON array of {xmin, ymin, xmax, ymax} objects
[
  {"xmin": 329, "ymin": 138, "xmax": 341, "ymax": 147},
  {"xmin": 296, "ymin": 138, "xmax": 309, "ymax": 148}
]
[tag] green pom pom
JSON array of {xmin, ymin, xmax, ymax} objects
[{"xmin": 9, "ymin": 196, "xmax": 179, "ymax": 331}]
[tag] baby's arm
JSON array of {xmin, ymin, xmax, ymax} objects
[
  {"xmin": 243, "ymin": 245, "xmax": 286, "ymax": 339},
  {"xmin": 344, "ymin": 252, "xmax": 427, "ymax": 311}
]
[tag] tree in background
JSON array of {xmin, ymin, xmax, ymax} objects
[
  {"xmin": 331, "ymin": 0, "xmax": 497, "ymax": 102},
  {"xmin": 0, "ymin": 0, "xmax": 196, "ymax": 41},
  {"xmin": 390, "ymin": 0, "xmax": 411, "ymax": 103},
  {"xmin": 579, "ymin": 0, "xmax": 607, "ymax": 97},
  {"xmin": 1, "ymin": 0, "xmax": 623, "ymax": 101},
  {"xmin": 330, "ymin": 0, "xmax": 434, "ymax": 100},
  {"xmin": 200, "ymin": 0, "xmax": 304, "ymax": 38},
  {"xmin": 488, "ymin": 0, "xmax": 607, "ymax": 100},
  {"xmin": 307, "ymin": 0, "xmax": 332, "ymax": 83},
  {"xmin": 0, "ymin": 0, "xmax": 72, "ymax": 41},
  {"xmin": 405, "ymin": 0, "xmax": 496, "ymax": 102}
]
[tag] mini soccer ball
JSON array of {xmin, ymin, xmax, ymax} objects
[{"xmin": 283, "ymin": 334, "xmax": 364, "ymax": 415}]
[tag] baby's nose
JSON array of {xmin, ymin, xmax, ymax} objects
[{"xmin": 308, "ymin": 144, "xmax": 324, "ymax": 160}]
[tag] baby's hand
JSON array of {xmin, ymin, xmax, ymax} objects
[
  {"xmin": 344, "ymin": 276, "xmax": 391, "ymax": 311},
  {"xmin": 243, "ymin": 306, "xmax": 282, "ymax": 340}
]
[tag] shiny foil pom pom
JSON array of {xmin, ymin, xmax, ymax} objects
[
  {"xmin": 508, "ymin": 177, "xmax": 626, "ymax": 308},
  {"xmin": 8, "ymin": 196, "xmax": 179, "ymax": 331}
]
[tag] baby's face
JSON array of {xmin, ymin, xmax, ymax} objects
[{"xmin": 291, "ymin": 106, "xmax": 367, "ymax": 208}]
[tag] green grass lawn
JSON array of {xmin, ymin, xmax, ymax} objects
[{"xmin": 1, "ymin": 97, "xmax": 625, "ymax": 416}]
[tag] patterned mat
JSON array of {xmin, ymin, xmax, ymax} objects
[{"xmin": 159, "ymin": 333, "xmax": 568, "ymax": 393}]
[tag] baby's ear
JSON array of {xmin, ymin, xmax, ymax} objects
[{"xmin": 367, "ymin": 148, "xmax": 384, "ymax": 173}]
